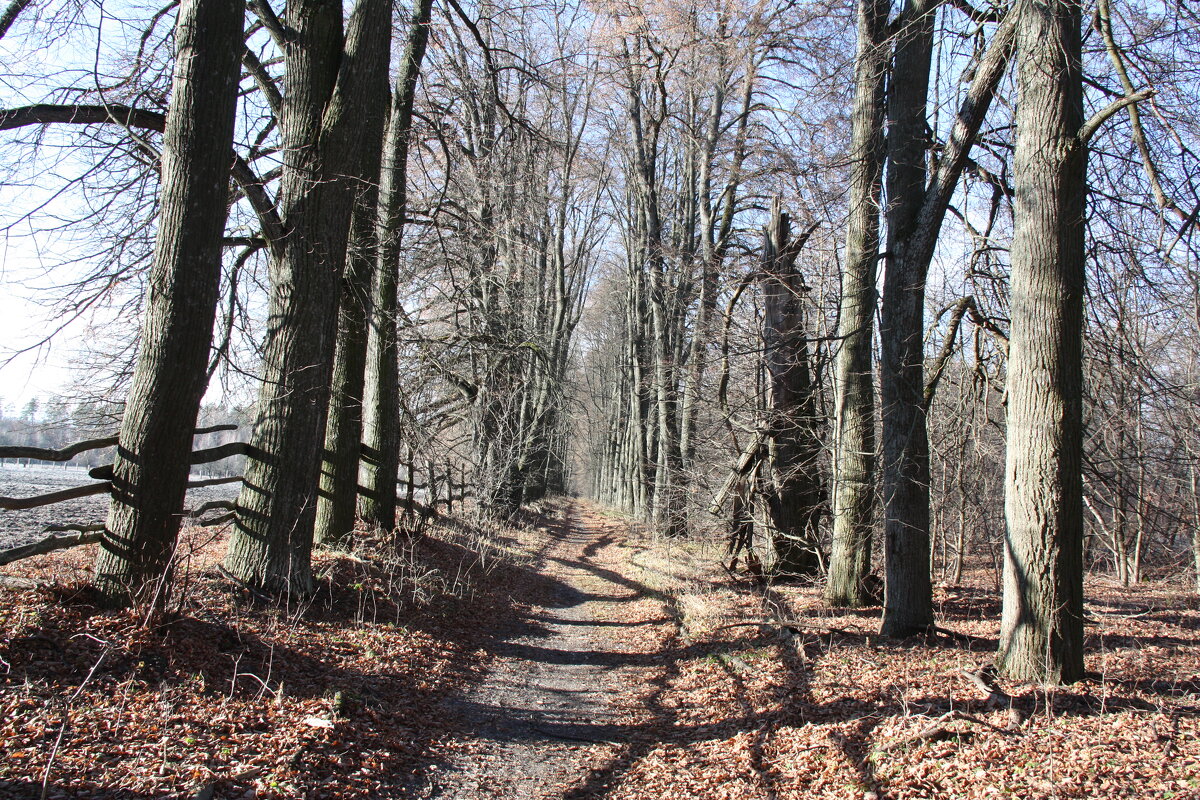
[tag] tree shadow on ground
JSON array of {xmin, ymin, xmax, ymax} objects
[
  {"xmin": 0, "ymin": 781, "xmax": 157, "ymax": 800},
  {"xmin": 550, "ymin": 559, "xmax": 1200, "ymax": 800},
  {"xmin": 2, "ymin": 510, "xmax": 623, "ymax": 799}
]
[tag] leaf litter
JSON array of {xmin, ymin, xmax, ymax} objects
[{"xmin": 2, "ymin": 501, "xmax": 1199, "ymax": 799}]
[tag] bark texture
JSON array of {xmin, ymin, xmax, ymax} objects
[
  {"xmin": 225, "ymin": 0, "xmax": 391, "ymax": 594},
  {"xmin": 825, "ymin": 0, "xmax": 889, "ymax": 607},
  {"xmin": 359, "ymin": 0, "xmax": 434, "ymax": 532},
  {"xmin": 997, "ymin": 0, "xmax": 1087, "ymax": 684},
  {"xmin": 760, "ymin": 203, "xmax": 824, "ymax": 577},
  {"xmin": 879, "ymin": 0, "xmax": 937, "ymax": 637},
  {"xmin": 877, "ymin": 5, "xmax": 1015, "ymax": 634},
  {"xmin": 93, "ymin": 0, "xmax": 244, "ymax": 604},
  {"xmin": 314, "ymin": 59, "xmax": 390, "ymax": 546}
]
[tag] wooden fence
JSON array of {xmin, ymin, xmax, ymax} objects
[
  {"xmin": 396, "ymin": 459, "xmax": 472, "ymax": 518},
  {"xmin": 0, "ymin": 426, "xmax": 471, "ymax": 566}
]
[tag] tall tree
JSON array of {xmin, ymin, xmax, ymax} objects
[
  {"xmin": 997, "ymin": 0, "xmax": 1087, "ymax": 683},
  {"xmin": 93, "ymin": 0, "xmax": 245, "ymax": 604},
  {"xmin": 876, "ymin": 4, "xmax": 1015, "ymax": 634},
  {"xmin": 825, "ymin": 0, "xmax": 889, "ymax": 606},
  {"xmin": 358, "ymin": 0, "xmax": 435, "ymax": 532},
  {"xmin": 223, "ymin": 0, "xmax": 391, "ymax": 594},
  {"xmin": 878, "ymin": 0, "xmax": 937, "ymax": 635},
  {"xmin": 313, "ymin": 28, "xmax": 392, "ymax": 546}
]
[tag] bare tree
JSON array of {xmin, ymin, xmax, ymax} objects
[
  {"xmin": 997, "ymin": 0, "xmax": 1087, "ymax": 684},
  {"xmin": 878, "ymin": 3, "xmax": 1015, "ymax": 636},
  {"xmin": 358, "ymin": 0, "xmax": 435, "ymax": 533},
  {"xmin": 824, "ymin": 0, "xmax": 889, "ymax": 606}
]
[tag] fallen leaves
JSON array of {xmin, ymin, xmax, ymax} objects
[
  {"xmin": 3, "ymin": 509, "xmax": 1199, "ymax": 799},
  {"xmin": 578, "ymin": 543, "xmax": 1200, "ymax": 800},
  {"xmin": 0, "ymin": 519, "xmax": 520, "ymax": 799}
]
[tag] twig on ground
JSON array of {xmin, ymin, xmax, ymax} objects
[
  {"xmin": 41, "ymin": 641, "xmax": 111, "ymax": 799},
  {"xmin": 217, "ymin": 564, "xmax": 274, "ymax": 603},
  {"xmin": 711, "ymin": 619, "xmax": 868, "ymax": 637},
  {"xmin": 876, "ymin": 708, "xmax": 1019, "ymax": 757},
  {"xmin": 0, "ymin": 574, "xmax": 40, "ymax": 590},
  {"xmin": 961, "ymin": 664, "xmax": 1025, "ymax": 730}
]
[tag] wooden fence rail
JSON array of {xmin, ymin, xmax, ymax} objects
[
  {"xmin": 0, "ymin": 424, "xmax": 238, "ymax": 462},
  {"xmin": 0, "ymin": 428, "xmax": 472, "ymax": 570},
  {"xmin": 397, "ymin": 460, "xmax": 472, "ymax": 516},
  {"xmin": 87, "ymin": 440, "xmax": 259, "ymax": 480},
  {"xmin": 0, "ymin": 481, "xmax": 111, "ymax": 511}
]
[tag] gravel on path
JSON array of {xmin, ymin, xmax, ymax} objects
[{"xmin": 421, "ymin": 502, "xmax": 673, "ymax": 800}]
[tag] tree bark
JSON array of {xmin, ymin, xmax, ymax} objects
[
  {"xmin": 92, "ymin": 0, "xmax": 244, "ymax": 605},
  {"xmin": 359, "ymin": 0, "xmax": 434, "ymax": 532},
  {"xmin": 996, "ymin": 0, "xmax": 1087, "ymax": 684},
  {"xmin": 224, "ymin": 0, "xmax": 391, "ymax": 595},
  {"xmin": 760, "ymin": 203, "xmax": 824, "ymax": 577},
  {"xmin": 314, "ymin": 59, "xmax": 390, "ymax": 547},
  {"xmin": 879, "ymin": 0, "xmax": 938, "ymax": 637},
  {"xmin": 1191, "ymin": 457, "xmax": 1200, "ymax": 594},
  {"xmin": 876, "ymin": 5, "xmax": 1015, "ymax": 634},
  {"xmin": 825, "ymin": 0, "xmax": 889, "ymax": 607}
]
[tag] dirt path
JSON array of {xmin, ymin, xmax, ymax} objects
[{"xmin": 419, "ymin": 501, "xmax": 673, "ymax": 799}]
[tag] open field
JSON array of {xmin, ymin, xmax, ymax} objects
[{"xmin": 0, "ymin": 465, "xmax": 240, "ymax": 551}]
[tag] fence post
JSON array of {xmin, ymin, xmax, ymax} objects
[{"xmin": 427, "ymin": 460, "xmax": 438, "ymax": 509}]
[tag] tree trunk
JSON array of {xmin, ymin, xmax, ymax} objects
[
  {"xmin": 314, "ymin": 125, "xmax": 386, "ymax": 546},
  {"xmin": 825, "ymin": 0, "xmax": 889, "ymax": 607},
  {"xmin": 997, "ymin": 0, "xmax": 1087, "ymax": 684},
  {"xmin": 225, "ymin": 0, "xmax": 391, "ymax": 595},
  {"xmin": 879, "ymin": 0, "xmax": 937, "ymax": 637},
  {"xmin": 760, "ymin": 202, "xmax": 824, "ymax": 577},
  {"xmin": 1191, "ymin": 457, "xmax": 1200, "ymax": 594},
  {"xmin": 359, "ymin": 0, "xmax": 434, "ymax": 532},
  {"xmin": 93, "ymin": 0, "xmax": 244, "ymax": 605},
  {"xmin": 875, "ymin": 4, "xmax": 1014, "ymax": 634},
  {"xmin": 649, "ymin": 267, "xmax": 685, "ymax": 536}
]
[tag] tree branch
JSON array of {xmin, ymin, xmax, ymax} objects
[
  {"xmin": 1078, "ymin": 89, "xmax": 1156, "ymax": 145},
  {"xmin": 0, "ymin": 103, "xmax": 285, "ymax": 253},
  {"xmin": 945, "ymin": 0, "xmax": 1004, "ymax": 24},
  {"xmin": 0, "ymin": 104, "xmax": 166, "ymax": 133},
  {"xmin": 246, "ymin": 0, "xmax": 294, "ymax": 48},
  {"xmin": 231, "ymin": 155, "xmax": 285, "ymax": 252},
  {"xmin": 924, "ymin": 296, "xmax": 974, "ymax": 410},
  {"xmin": 0, "ymin": 0, "xmax": 33, "ymax": 40},
  {"xmin": 906, "ymin": 9, "xmax": 1016, "ymax": 272},
  {"xmin": 242, "ymin": 47, "xmax": 283, "ymax": 117}
]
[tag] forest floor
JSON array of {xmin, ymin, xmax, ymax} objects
[{"xmin": 1, "ymin": 498, "xmax": 1199, "ymax": 799}]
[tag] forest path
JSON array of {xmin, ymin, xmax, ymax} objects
[{"xmin": 417, "ymin": 500, "xmax": 675, "ymax": 799}]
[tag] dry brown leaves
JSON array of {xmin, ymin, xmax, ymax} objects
[
  {"xmin": 0, "ymin": 520, "xmax": 523, "ymax": 799},
  {"xmin": 4, "ymin": 511, "xmax": 1199, "ymax": 800},
  {"xmin": 567, "ymin": 548, "xmax": 1200, "ymax": 800}
]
